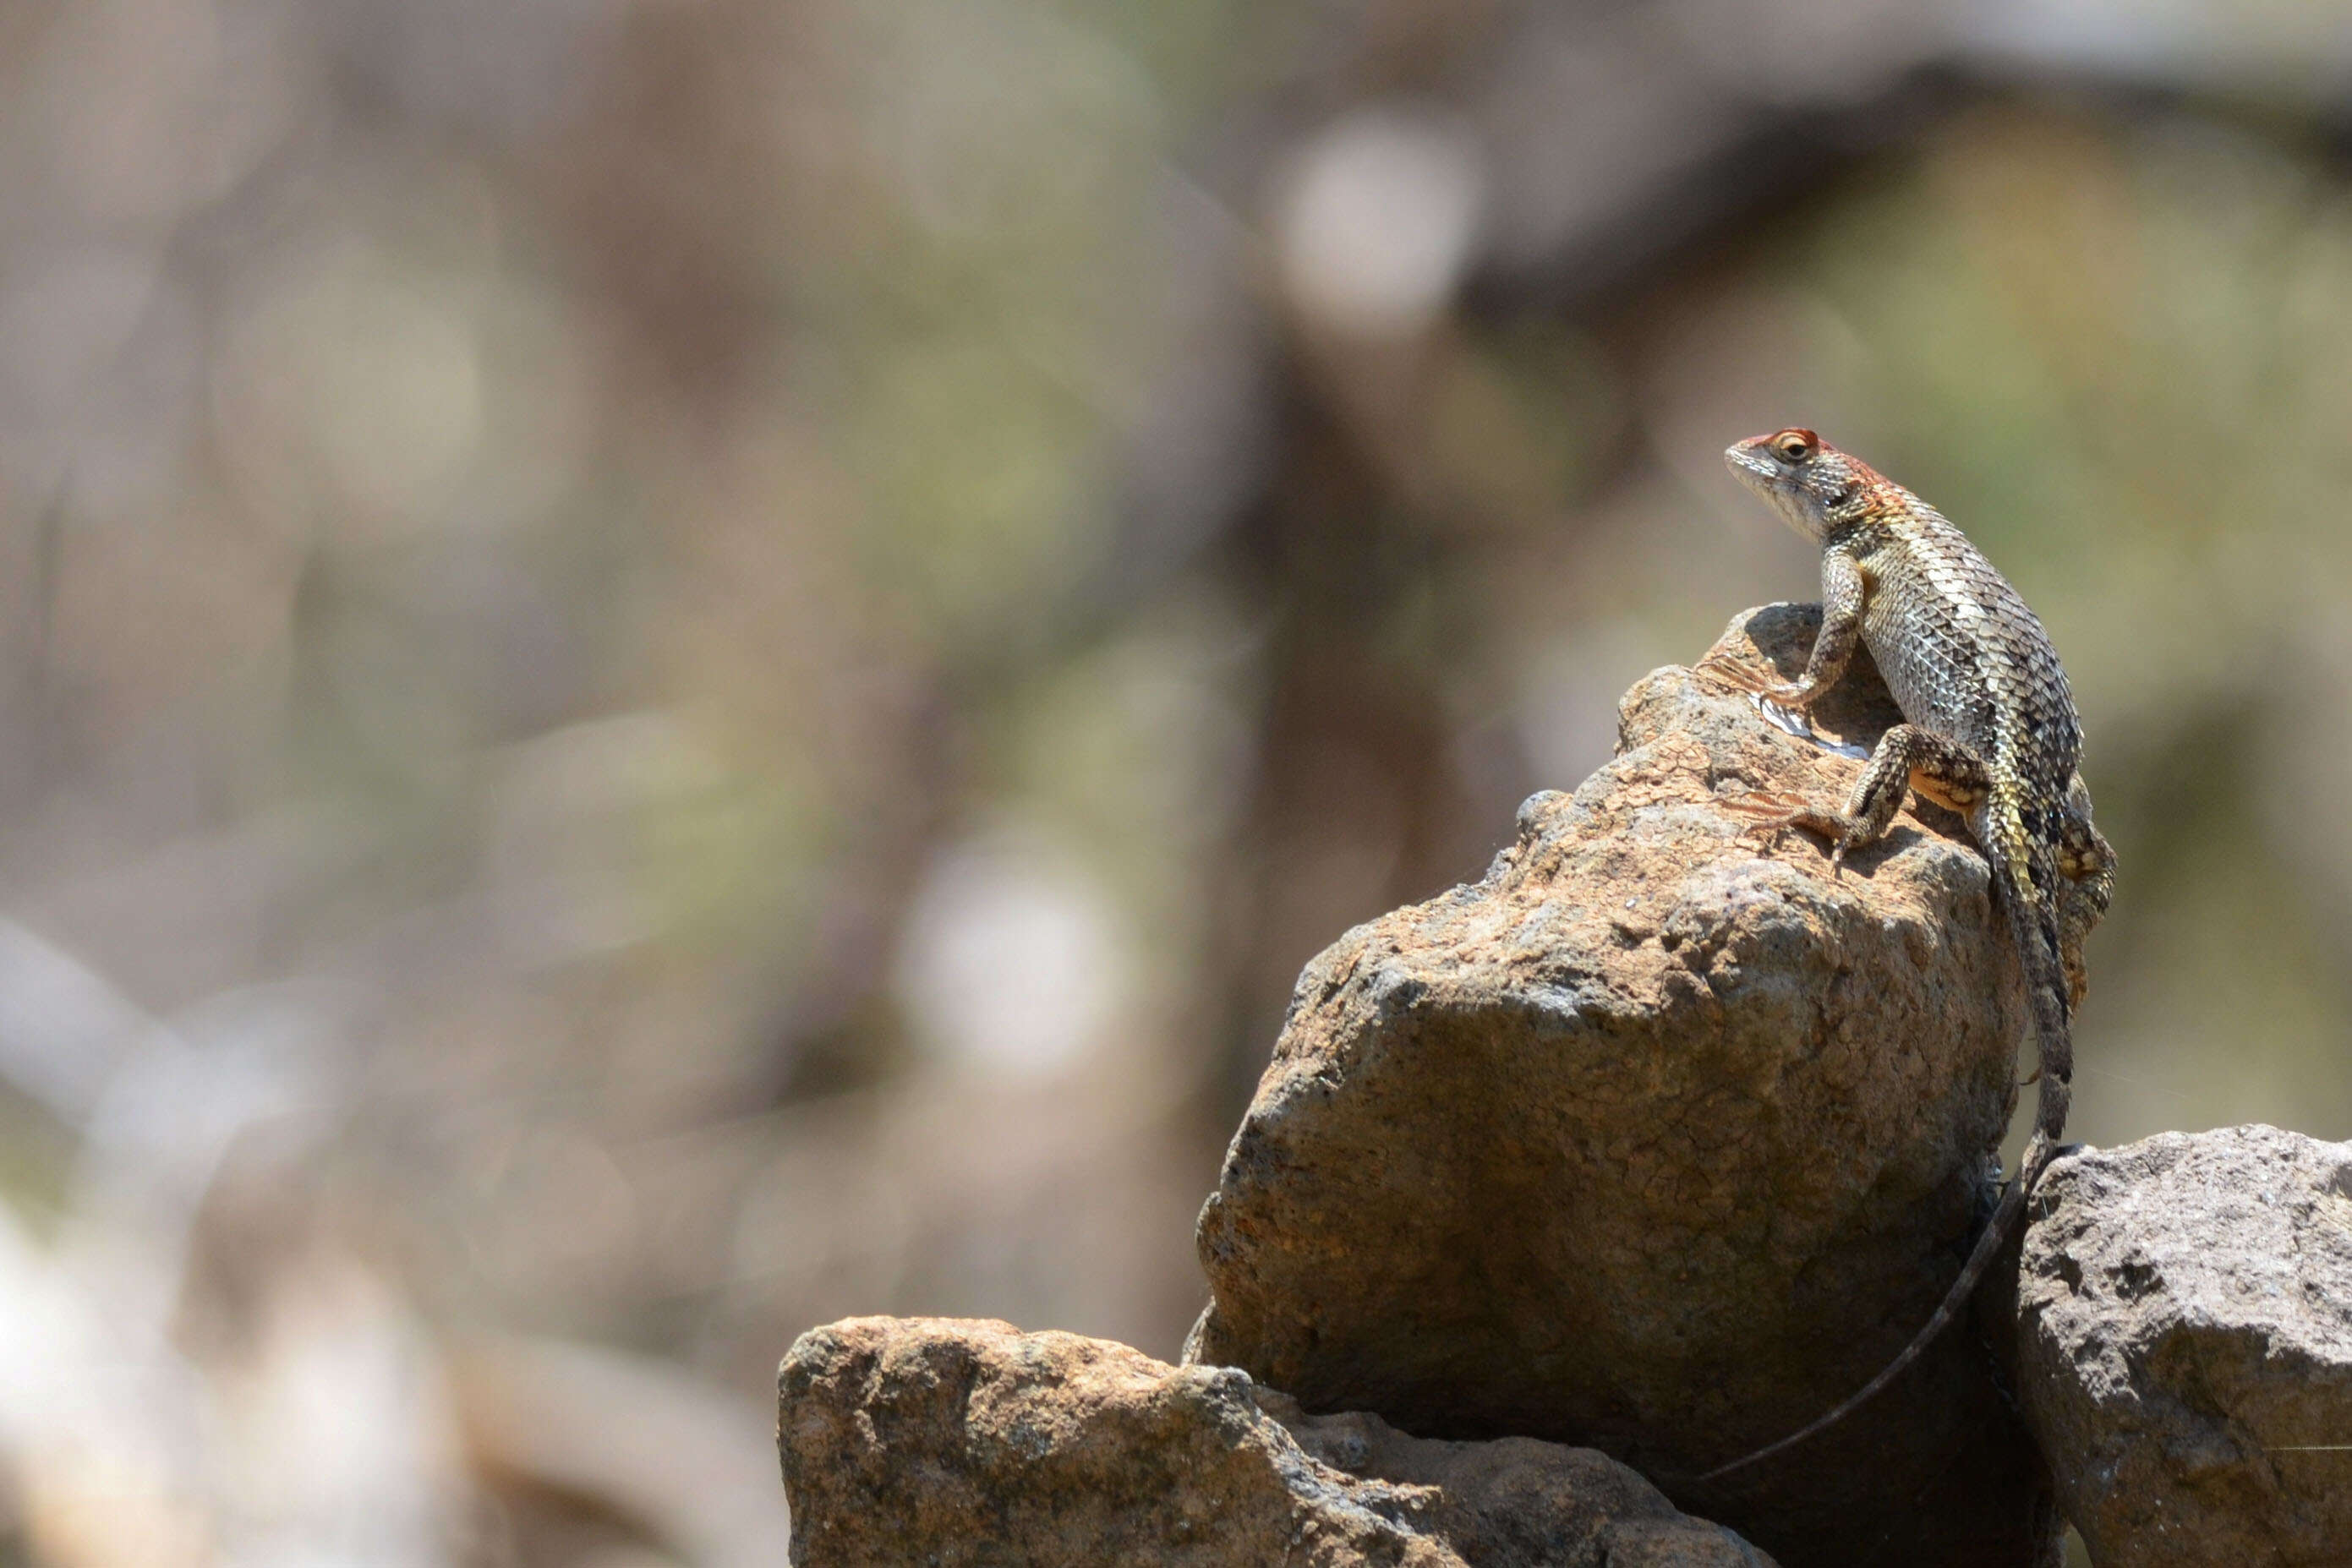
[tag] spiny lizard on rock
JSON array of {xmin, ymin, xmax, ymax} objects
[{"xmin": 1699, "ymin": 429, "xmax": 2116, "ymax": 1481}]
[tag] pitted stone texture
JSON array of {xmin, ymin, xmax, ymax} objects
[
  {"xmin": 777, "ymin": 1316, "xmax": 1773, "ymax": 1567},
  {"xmin": 1188, "ymin": 604, "xmax": 2057, "ymax": 1568},
  {"xmin": 2016, "ymin": 1127, "xmax": 2352, "ymax": 1566}
]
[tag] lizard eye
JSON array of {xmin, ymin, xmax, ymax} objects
[{"xmin": 1771, "ymin": 429, "xmax": 1817, "ymax": 463}]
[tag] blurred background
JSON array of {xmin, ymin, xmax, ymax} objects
[{"xmin": 3, "ymin": 0, "xmax": 2352, "ymax": 1562}]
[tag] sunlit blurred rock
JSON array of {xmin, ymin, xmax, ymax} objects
[
  {"xmin": 1272, "ymin": 107, "xmax": 1486, "ymax": 338},
  {"xmin": 892, "ymin": 822, "xmax": 1130, "ymax": 1077},
  {"xmin": 213, "ymin": 253, "xmax": 486, "ymax": 539}
]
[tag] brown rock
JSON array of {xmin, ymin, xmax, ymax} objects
[
  {"xmin": 1188, "ymin": 604, "xmax": 2059, "ymax": 1567},
  {"xmin": 777, "ymin": 1315, "xmax": 1775, "ymax": 1566},
  {"xmin": 2016, "ymin": 1126, "xmax": 2352, "ymax": 1566}
]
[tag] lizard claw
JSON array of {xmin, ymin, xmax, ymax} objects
[
  {"xmin": 1720, "ymin": 792, "xmax": 1808, "ymax": 850},
  {"xmin": 1693, "ymin": 653, "xmax": 1770, "ymax": 697},
  {"xmin": 1726, "ymin": 795, "xmax": 1858, "ymax": 875},
  {"xmin": 1720, "ymin": 789, "xmax": 1810, "ymax": 816}
]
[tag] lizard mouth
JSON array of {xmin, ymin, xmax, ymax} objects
[
  {"xmin": 1723, "ymin": 440, "xmax": 1824, "ymax": 541},
  {"xmin": 1722, "ymin": 441, "xmax": 1785, "ymax": 486}
]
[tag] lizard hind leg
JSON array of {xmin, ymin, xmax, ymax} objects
[{"xmin": 1763, "ymin": 724, "xmax": 1991, "ymax": 876}]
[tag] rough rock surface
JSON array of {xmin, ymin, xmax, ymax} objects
[
  {"xmin": 778, "ymin": 1316, "xmax": 1775, "ymax": 1566},
  {"xmin": 1187, "ymin": 604, "xmax": 2059, "ymax": 1567},
  {"xmin": 2016, "ymin": 1126, "xmax": 2352, "ymax": 1566}
]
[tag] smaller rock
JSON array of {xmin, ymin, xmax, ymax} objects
[
  {"xmin": 779, "ymin": 1316, "xmax": 1774, "ymax": 1567},
  {"xmin": 2016, "ymin": 1125, "xmax": 2352, "ymax": 1566}
]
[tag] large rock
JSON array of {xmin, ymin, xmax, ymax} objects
[
  {"xmin": 777, "ymin": 1316, "xmax": 1775, "ymax": 1566},
  {"xmin": 1188, "ymin": 604, "xmax": 2059, "ymax": 1567},
  {"xmin": 2016, "ymin": 1126, "xmax": 2352, "ymax": 1565}
]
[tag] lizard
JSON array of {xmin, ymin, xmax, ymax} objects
[{"xmin": 1697, "ymin": 428, "xmax": 2116, "ymax": 1482}]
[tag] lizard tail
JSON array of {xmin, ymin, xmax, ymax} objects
[
  {"xmin": 1989, "ymin": 839, "xmax": 2074, "ymax": 1145},
  {"xmin": 1695, "ymin": 1131, "xmax": 2055, "ymax": 1483},
  {"xmin": 1698, "ymin": 824, "xmax": 2073, "ymax": 1484}
]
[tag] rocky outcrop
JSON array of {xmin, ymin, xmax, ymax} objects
[
  {"xmin": 2016, "ymin": 1126, "xmax": 2352, "ymax": 1566},
  {"xmin": 777, "ymin": 1316, "xmax": 1775, "ymax": 1567},
  {"xmin": 771, "ymin": 608, "xmax": 2352, "ymax": 1566},
  {"xmin": 1186, "ymin": 604, "xmax": 2055, "ymax": 1567}
]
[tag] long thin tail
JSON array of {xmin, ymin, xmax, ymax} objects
[
  {"xmin": 1695, "ymin": 1131, "xmax": 2054, "ymax": 1483},
  {"xmin": 1698, "ymin": 836, "xmax": 2074, "ymax": 1483}
]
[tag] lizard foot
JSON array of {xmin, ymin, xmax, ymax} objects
[
  {"xmin": 1722, "ymin": 795, "xmax": 1860, "ymax": 876},
  {"xmin": 1692, "ymin": 653, "xmax": 1772, "ymax": 697},
  {"xmin": 1720, "ymin": 790, "xmax": 1810, "ymax": 839}
]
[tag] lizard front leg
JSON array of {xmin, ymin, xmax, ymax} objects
[
  {"xmin": 1754, "ymin": 724, "xmax": 1991, "ymax": 876},
  {"xmin": 1763, "ymin": 549, "xmax": 1866, "ymax": 713}
]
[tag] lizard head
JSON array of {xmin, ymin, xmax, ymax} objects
[{"xmin": 1724, "ymin": 428, "xmax": 1868, "ymax": 542}]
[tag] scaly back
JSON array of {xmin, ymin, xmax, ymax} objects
[{"xmin": 1824, "ymin": 461, "xmax": 2081, "ymax": 801}]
